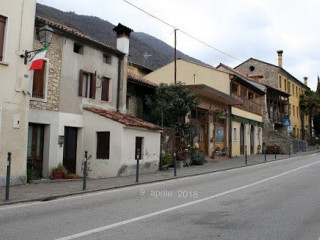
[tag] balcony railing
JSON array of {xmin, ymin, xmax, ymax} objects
[
  {"xmin": 232, "ymin": 95, "xmax": 263, "ymax": 115},
  {"xmin": 271, "ymin": 112, "xmax": 288, "ymax": 125}
]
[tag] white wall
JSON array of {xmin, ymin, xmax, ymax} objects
[{"xmin": 121, "ymin": 127, "xmax": 161, "ymax": 175}]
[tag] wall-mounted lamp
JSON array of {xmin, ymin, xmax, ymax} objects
[{"xmin": 20, "ymin": 24, "xmax": 53, "ymax": 64}]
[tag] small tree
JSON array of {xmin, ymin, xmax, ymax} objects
[{"xmin": 145, "ymin": 82, "xmax": 198, "ymax": 127}]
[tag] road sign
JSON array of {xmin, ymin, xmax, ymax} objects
[
  {"xmin": 287, "ymin": 126, "xmax": 292, "ymax": 133},
  {"xmin": 283, "ymin": 119, "xmax": 291, "ymax": 126}
]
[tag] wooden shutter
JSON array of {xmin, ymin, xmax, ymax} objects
[
  {"xmin": 97, "ymin": 132, "xmax": 110, "ymax": 159},
  {"xmin": 0, "ymin": 16, "xmax": 6, "ymax": 61},
  {"xmin": 90, "ymin": 73, "xmax": 96, "ymax": 99},
  {"xmin": 79, "ymin": 69, "xmax": 84, "ymax": 96},
  {"xmin": 101, "ymin": 77, "xmax": 110, "ymax": 101},
  {"xmin": 32, "ymin": 61, "xmax": 46, "ymax": 98}
]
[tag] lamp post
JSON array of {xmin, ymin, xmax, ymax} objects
[{"xmin": 20, "ymin": 24, "xmax": 53, "ymax": 64}]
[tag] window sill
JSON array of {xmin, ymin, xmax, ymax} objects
[
  {"xmin": 0, "ymin": 61, "xmax": 9, "ymax": 66},
  {"xmin": 30, "ymin": 97, "xmax": 47, "ymax": 103}
]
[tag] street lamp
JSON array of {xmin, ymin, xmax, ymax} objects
[{"xmin": 20, "ymin": 24, "xmax": 53, "ymax": 64}]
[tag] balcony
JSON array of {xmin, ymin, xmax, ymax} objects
[
  {"xmin": 232, "ymin": 95, "xmax": 262, "ymax": 115},
  {"xmin": 270, "ymin": 111, "xmax": 288, "ymax": 125}
]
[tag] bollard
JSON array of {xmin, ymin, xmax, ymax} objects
[
  {"xmin": 5, "ymin": 152, "xmax": 12, "ymax": 201},
  {"xmin": 264, "ymin": 144, "xmax": 267, "ymax": 163},
  {"xmin": 136, "ymin": 149, "xmax": 141, "ymax": 182},
  {"xmin": 289, "ymin": 143, "xmax": 291, "ymax": 157},
  {"xmin": 83, "ymin": 151, "xmax": 88, "ymax": 191},
  {"xmin": 274, "ymin": 144, "xmax": 277, "ymax": 159},
  {"xmin": 245, "ymin": 145, "xmax": 248, "ymax": 165},
  {"xmin": 173, "ymin": 148, "xmax": 177, "ymax": 176}
]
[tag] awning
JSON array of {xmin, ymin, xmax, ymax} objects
[{"xmin": 185, "ymin": 84, "xmax": 243, "ymax": 106}]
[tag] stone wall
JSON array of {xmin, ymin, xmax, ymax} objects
[
  {"xmin": 29, "ymin": 33, "xmax": 63, "ymax": 111},
  {"xmin": 263, "ymin": 129, "xmax": 294, "ymax": 154},
  {"xmin": 235, "ymin": 59, "xmax": 279, "ymax": 89}
]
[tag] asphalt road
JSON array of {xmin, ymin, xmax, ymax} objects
[{"xmin": 1, "ymin": 153, "xmax": 320, "ymax": 240}]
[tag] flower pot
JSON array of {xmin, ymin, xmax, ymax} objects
[{"xmin": 53, "ymin": 171, "xmax": 64, "ymax": 179}]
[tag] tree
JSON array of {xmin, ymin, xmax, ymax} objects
[
  {"xmin": 145, "ymin": 82, "xmax": 199, "ymax": 127},
  {"xmin": 300, "ymin": 89, "xmax": 320, "ymax": 141}
]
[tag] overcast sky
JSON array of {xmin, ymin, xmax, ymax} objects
[{"xmin": 37, "ymin": 0, "xmax": 320, "ymax": 90}]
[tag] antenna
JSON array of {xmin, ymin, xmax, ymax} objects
[{"xmin": 143, "ymin": 51, "xmax": 152, "ymax": 66}]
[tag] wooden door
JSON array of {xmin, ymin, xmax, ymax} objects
[
  {"xmin": 63, "ymin": 127, "xmax": 78, "ymax": 174},
  {"xmin": 27, "ymin": 124, "xmax": 44, "ymax": 178}
]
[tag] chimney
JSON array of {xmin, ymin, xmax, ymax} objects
[
  {"xmin": 277, "ymin": 50, "xmax": 283, "ymax": 68},
  {"xmin": 304, "ymin": 76, "xmax": 308, "ymax": 86},
  {"xmin": 113, "ymin": 23, "xmax": 133, "ymax": 55}
]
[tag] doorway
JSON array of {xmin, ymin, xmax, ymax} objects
[
  {"xmin": 63, "ymin": 127, "xmax": 78, "ymax": 174},
  {"xmin": 27, "ymin": 123, "xmax": 44, "ymax": 178}
]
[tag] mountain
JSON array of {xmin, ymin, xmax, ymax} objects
[{"xmin": 36, "ymin": 3, "xmax": 209, "ymax": 70}]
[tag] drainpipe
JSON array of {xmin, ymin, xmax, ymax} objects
[{"xmin": 116, "ymin": 57, "xmax": 122, "ymax": 112}]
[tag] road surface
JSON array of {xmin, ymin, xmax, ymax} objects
[{"xmin": 1, "ymin": 153, "xmax": 320, "ymax": 240}]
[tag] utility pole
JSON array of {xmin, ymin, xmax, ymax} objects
[{"xmin": 174, "ymin": 29, "xmax": 177, "ymax": 85}]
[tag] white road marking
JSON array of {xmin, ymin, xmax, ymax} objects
[{"xmin": 54, "ymin": 160, "xmax": 320, "ymax": 240}]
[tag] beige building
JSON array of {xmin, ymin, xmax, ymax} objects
[{"xmin": 0, "ymin": 0, "xmax": 36, "ymax": 185}]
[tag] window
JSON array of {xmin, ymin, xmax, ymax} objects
[
  {"xmin": 248, "ymin": 92, "xmax": 254, "ymax": 100},
  {"xmin": 96, "ymin": 132, "xmax": 110, "ymax": 159},
  {"xmin": 293, "ymin": 105, "xmax": 295, "ymax": 116},
  {"xmin": 249, "ymin": 66, "xmax": 255, "ymax": 71},
  {"xmin": 32, "ymin": 60, "xmax": 47, "ymax": 98},
  {"xmin": 0, "ymin": 15, "xmax": 7, "ymax": 61},
  {"xmin": 103, "ymin": 54, "xmax": 111, "ymax": 64},
  {"xmin": 79, "ymin": 69, "xmax": 96, "ymax": 99},
  {"xmin": 233, "ymin": 127, "xmax": 237, "ymax": 141},
  {"xmin": 296, "ymin": 86, "xmax": 298, "ymax": 97},
  {"xmin": 297, "ymin": 106, "xmax": 299, "ymax": 118},
  {"xmin": 101, "ymin": 77, "xmax": 110, "ymax": 101},
  {"xmin": 287, "ymin": 81, "xmax": 291, "ymax": 93},
  {"xmin": 135, "ymin": 137, "xmax": 143, "ymax": 159},
  {"xmin": 73, "ymin": 43, "xmax": 83, "ymax": 54},
  {"xmin": 284, "ymin": 79, "xmax": 287, "ymax": 91},
  {"xmin": 278, "ymin": 76, "xmax": 282, "ymax": 89},
  {"xmin": 292, "ymin": 84, "xmax": 295, "ymax": 95}
]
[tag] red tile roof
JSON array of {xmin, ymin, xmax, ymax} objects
[
  {"xmin": 36, "ymin": 16, "xmax": 122, "ymax": 55},
  {"xmin": 127, "ymin": 71, "xmax": 158, "ymax": 88},
  {"xmin": 84, "ymin": 107, "xmax": 163, "ymax": 131}
]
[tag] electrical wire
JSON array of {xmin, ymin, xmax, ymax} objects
[{"xmin": 122, "ymin": 0, "xmax": 243, "ymax": 62}]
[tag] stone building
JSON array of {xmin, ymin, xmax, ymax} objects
[{"xmin": 235, "ymin": 51, "xmax": 310, "ymax": 141}]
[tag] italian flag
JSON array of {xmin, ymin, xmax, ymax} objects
[{"xmin": 29, "ymin": 46, "xmax": 49, "ymax": 71}]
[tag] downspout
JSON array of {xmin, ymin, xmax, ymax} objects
[{"xmin": 116, "ymin": 56, "xmax": 123, "ymax": 112}]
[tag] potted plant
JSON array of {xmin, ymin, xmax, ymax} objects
[{"xmin": 51, "ymin": 163, "xmax": 68, "ymax": 179}]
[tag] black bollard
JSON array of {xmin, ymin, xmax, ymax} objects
[
  {"xmin": 136, "ymin": 149, "xmax": 140, "ymax": 182},
  {"xmin": 289, "ymin": 143, "xmax": 291, "ymax": 157},
  {"xmin": 245, "ymin": 145, "xmax": 248, "ymax": 165},
  {"xmin": 274, "ymin": 144, "xmax": 277, "ymax": 159},
  {"xmin": 173, "ymin": 148, "xmax": 177, "ymax": 176},
  {"xmin": 83, "ymin": 151, "xmax": 88, "ymax": 191},
  {"xmin": 5, "ymin": 152, "xmax": 12, "ymax": 201}
]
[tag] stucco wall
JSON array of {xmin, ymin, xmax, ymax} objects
[
  {"xmin": 0, "ymin": 0, "xmax": 36, "ymax": 185},
  {"xmin": 60, "ymin": 38, "xmax": 121, "ymax": 114},
  {"xmin": 118, "ymin": 128, "xmax": 160, "ymax": 176},
  {"xmin": 145, "ymin": 59, "xmax": 230, "ymax": 94}
]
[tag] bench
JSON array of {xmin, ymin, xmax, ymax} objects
[{"xmin": 266, "ymin": 145, "xmax": 281, "ymax": 154}]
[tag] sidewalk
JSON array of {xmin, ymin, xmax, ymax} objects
[{"xmin": 1, "ymin": 150, "xmax": 319, "ymax": 205}]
